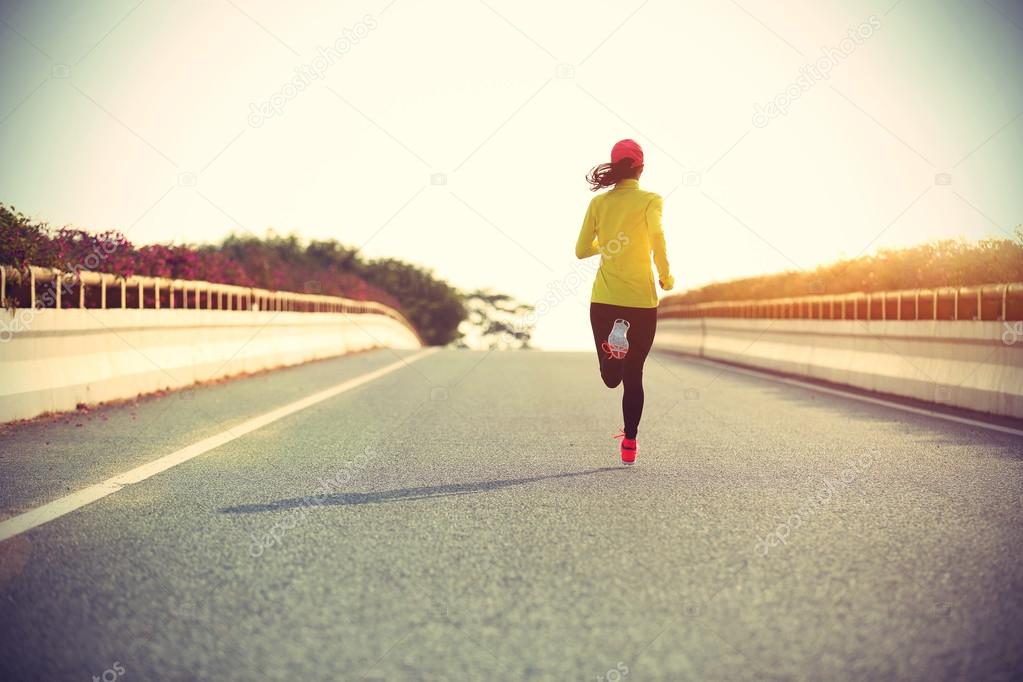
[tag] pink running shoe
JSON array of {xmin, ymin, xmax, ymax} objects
[{"xmin": 613, "ymin": 430, "xmax": 637, "ymax": 465}]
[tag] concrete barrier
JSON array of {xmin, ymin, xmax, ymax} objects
[
  {"xmin": 656, "ymin": 317, "xmax": 1023, "ymax": 419},
  {"xmin": 0, "ymin": 308, "xmax": 421, "ymax": 423}
]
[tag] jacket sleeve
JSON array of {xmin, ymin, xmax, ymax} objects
[
  {"xmin": 646, "ymin": 194, "xmax": 673, "ymax": 287},
  {"xmin": 575, "ymin": 198, "xmax": 599, "ymax": 259}
]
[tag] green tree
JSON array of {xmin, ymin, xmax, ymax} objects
[{"xmin": 457, "ymin": 290, "xmax": 534, "ymax": 350}]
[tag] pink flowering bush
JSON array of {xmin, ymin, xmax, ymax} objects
[{"xmin": 0, "ymin": 203, "xmax": 467, "ymax": 343}]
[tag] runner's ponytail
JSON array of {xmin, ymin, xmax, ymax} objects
[{"xmin": 586, "ymin": 158, "xmax": 642, "ymax": 191}]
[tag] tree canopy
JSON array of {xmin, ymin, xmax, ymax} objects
[
  {"xmin": 0, "ymin": 203, "xmax": 523, "ymax": 346},
  {"xmin": 664, "ymin": 230, "xmax": 1023, "ymax": 306}
]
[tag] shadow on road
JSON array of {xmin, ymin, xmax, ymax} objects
[{"xmin": 219, "ymin": 467, "xmax": 623, "ymax": 514}]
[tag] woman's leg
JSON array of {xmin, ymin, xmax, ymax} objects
[
  {"xmin": 590, "ymin": 302, "xmax": 624, "ymax": 388},
  {"xmin": 621, "ymin": 307, "xmax": 657, "ymax": 439}
]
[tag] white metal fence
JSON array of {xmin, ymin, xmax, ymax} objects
[{"xmin": 0, "ymin": 264, "xmax": 419, "ymax": 340}]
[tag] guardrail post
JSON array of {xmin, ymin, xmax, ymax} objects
[
  {"xmin": 954, "ymin": 289, "xmax": 959, "ymax": 321},
  {"xmin": 1002, "ymin": 284, "xmax": 1009, "ymax": 321},
  {"xmin": 55, "ymin": 271, "xmax": 62, "ymax": 309},
  {"xmin": 29, "ymin": 267, "xmax": 36, "ymax": 309},
  {"xmin": 100, "ymin": 275, "xmax": 107, "ymax": 309}
]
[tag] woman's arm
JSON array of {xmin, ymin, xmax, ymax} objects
[
  {"xmin": 575, "ymin": 198, "xmax": 599, "ymax": 259},
  {"xmin": 646, "ymin": 194, "xmax": 674, "ymax": 290}
]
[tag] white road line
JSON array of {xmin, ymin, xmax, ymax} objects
[
  {"xmin": 0, "ymin": 348, "xmax": 440, "ymax": 542},
  {"xmin": 674, "ymin": 354, "xmax": 1023, "ymax": 438}
]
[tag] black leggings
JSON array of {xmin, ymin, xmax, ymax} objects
[{"xmin": 590, "ymin": 302, "xmax": 657, "ymax": 439}]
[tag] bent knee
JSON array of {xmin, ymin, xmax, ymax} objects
[{"xmin": 600, "ymin": 372, "xmax": 623, "ymax": 388}]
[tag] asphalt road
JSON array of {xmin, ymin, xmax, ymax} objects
[{"xmin": 1, "ymin": 348, "xmax": 1021, "ymax": 681}]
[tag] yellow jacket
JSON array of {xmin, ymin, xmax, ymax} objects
[{"xmin": 575, "ymin": 179, "xmax": 673, "ymax": 308}]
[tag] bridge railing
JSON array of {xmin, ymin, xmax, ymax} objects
[
  {"xmin": 0, "ymin": 263, "xmax": 419, "ymax": 337},
  {"xmin": 658, "ymin": 282, "xmax": 1023, "ymax": 322}
]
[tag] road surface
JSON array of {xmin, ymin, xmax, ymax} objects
[{"xmin": 1, "ymin": 348, "xmax": 1021, "ymax": 680}]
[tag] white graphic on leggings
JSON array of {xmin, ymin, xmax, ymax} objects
[{"xmin": 602, "ymin": 318, "xmax": 630, "ymax": 359}]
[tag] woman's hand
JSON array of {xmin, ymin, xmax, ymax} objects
[{"xmin": 659, "ymin": 274, "xmax": 675, "ymax": 291}]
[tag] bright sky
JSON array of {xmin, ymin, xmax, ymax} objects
[{"xmin": 1, "ymin": 0, "xmax": 1021, "ymax": 348}]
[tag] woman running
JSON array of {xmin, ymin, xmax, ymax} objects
[{"xmin": 575, "ymin": 139, "xmax": 673, "ymax": 465}]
